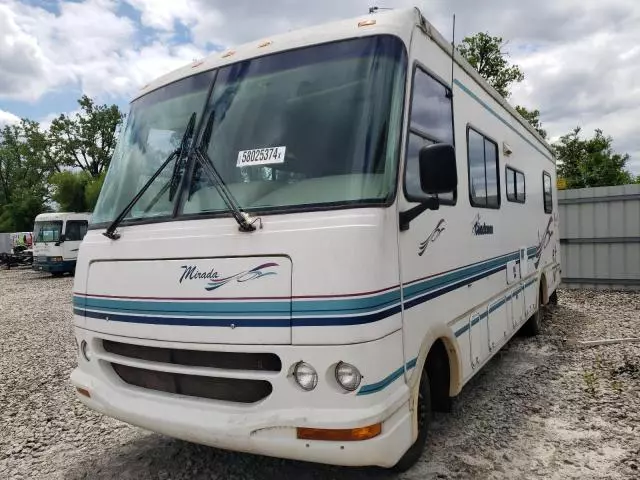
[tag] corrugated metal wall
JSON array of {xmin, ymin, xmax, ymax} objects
[{"xmin": 559, "ymin": 184, "xmax": 640, "ymax": 290}]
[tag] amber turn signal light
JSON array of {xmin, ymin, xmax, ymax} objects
[
  {"xmin": 296, "ymin": 423, "xmax": 381, "ymax": 441},
  {"xmin": 76, "ymin": 387, "xmax": 91, "ymax": 398}
]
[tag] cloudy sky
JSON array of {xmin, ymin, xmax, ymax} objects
[{"xmin": 1, "ymin": 0, "xmax": 638, "ymax": 174}]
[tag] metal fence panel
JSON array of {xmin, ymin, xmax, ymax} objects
[{"xmin": 559, "ymin": 184, "xmax": 640, "ymax": 290}]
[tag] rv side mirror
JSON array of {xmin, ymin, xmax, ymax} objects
[
  {"xmin": 55, "ymin": 235, "xmax": 65, "ymax": 246},
  {"xmin": 419, "ymin": 143, "xmax": 458, "ymax": 194}
]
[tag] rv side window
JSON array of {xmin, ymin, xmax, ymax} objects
[
  {"xmin": 65, "ymin": 221, "xmax": 89, "ymax": 241},
  {"xmin": 506, "ymin": 166, "xmax": 525, "ymax": 203},
  {"xmin": 404, "ymin": 67, "xmax": 456, "ymax": 204},
  {"xmin": 467, "ymin": 127, "xmax": 500, "ymax": 208},
  {"xmin": 543, "ymin": 172, "xmax": 553, "ymax": 213}
]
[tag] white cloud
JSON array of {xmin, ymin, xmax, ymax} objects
[
  {"xmin": 0, "ymin": 0, "xmax": 209, "ymax": 102},
  {"xmin": 0, "ymin": 109, "xmax": 20, "ymax": 127},
  {"xmin": 123, "ymin": 0, "xmax": 203, "ymax": 31}
]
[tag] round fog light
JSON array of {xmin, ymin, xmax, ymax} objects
[
  {"xmin": 80, "ymin": 340, "xmax": 91, "ymax": 362},
  {"xmin": 335, "ymin": 362, "xmax": 362, "ymax": 392},
  {"xmin": 293, "ymin": 362, "xmax": 318, "ymax": 391}
]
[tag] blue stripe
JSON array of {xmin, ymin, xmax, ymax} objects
[
  {"xmin": 454, "ymin": 79, "xmax": 554, "ymax": 163},
  {"xmin": 74, "ymin": 250, "xmax": 533, "ymax": 328},
  {"xmin": 76, "ymin": 308, "xmax": 291, "ymax": 328},
  {"xmin": 489, "ymin": 300, "xmax": 506, "ymax": 314},
  {"xmin": 455, "ymin": 323, "xmax": 470, "ymax": 337},
  {"xmin": 357, "ymin": 357, "xmax": 417, "ymax": 396}
]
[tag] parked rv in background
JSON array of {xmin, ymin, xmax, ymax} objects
[{"xmin": 32, "ymin": 212, "xmax": 91, "ymax": 276}]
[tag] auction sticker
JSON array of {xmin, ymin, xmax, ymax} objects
[{"xmin": 237, "ymin": 146, "xmax": 286, "ymax": 167}]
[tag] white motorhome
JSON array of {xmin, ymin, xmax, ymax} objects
[
  {"xmin": 33, "ymin": 212, "xmax": 91, "ymax": 276},
  {"xmin": 70, "ymin": 8, "xmax": 560, "ymax": 471}
]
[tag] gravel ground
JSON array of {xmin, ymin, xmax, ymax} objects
[{"xmin": 1, "ymin": 267, "xmax": 639, "ymax": 479}]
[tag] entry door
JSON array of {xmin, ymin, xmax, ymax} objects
[{"xmin": 397, "ymin": 56, "xmax": 458, "ymax": 370}]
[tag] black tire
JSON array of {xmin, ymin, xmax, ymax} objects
[
  {"xmin": 521, "ymin": 286, "xmax": 543, "ymax": 337},
  {"xmin": 51, "ymin": 272, "xmax": 65, "ymax": 278},
  {"xmin": 549, "ymin": 290, "xmax": 558, "ymax": 305},
  {"xmin": 392, "ymin": 371, "xmax": 432, "ymax": 472}
]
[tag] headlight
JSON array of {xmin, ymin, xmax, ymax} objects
[
  {"xmin": 80, "ymin": 340, "xmax": 91, "ymax": 362},
  {"xmin": 293, "ymin": 362, "xmax": 318, "ymax": 391},
  {"xmin": 335, "ymin": 362, "xmax": 362, "ymax": 392}
]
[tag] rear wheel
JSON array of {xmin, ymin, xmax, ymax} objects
[
  {"xmin": 392, "ymin": 370, "xmax": 432, "ymax": 472},
  {"xmin": 549, "ymin": 290, "xmax": 558, "ymax": 305},
  {"xmin": 521, "ymin": 285, "xmax": 544, "ymax": 336},
  {"xmin": 51, "ymin": 272, "xmax": 64, "ymax": 278}
]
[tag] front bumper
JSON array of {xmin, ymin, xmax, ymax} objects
[
  {"xmin": 70, "ymin": 328, "xmax": 414, "ymax": 467},
  {"xmin": 33, "ymin": 259, "xmax": 75, "ymax": 273}
]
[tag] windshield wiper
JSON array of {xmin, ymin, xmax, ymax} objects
[
  {"xmin": 193, "ymin": 110, "xmax": 260, "ymax": 232},
  {"xmin": 103, "ymin": 113, "xmax": 197, "ymax": 240},
  {"xmin": 141, "ymin": 113, "xmax": 197, "ymax": 214}
]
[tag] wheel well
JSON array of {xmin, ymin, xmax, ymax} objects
[{"xmin": 425, "ymin": 339, "xmax": 451, "ymax": 413}]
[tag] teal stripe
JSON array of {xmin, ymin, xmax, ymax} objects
[
  {"xmin": 357, "ymin": 358, "xmax": 417, "ymax": 396},
  {"xmin": 73, "ymin": 249, "xmax": 531, "ymax": 322},
  {"xmin": 454, "ymin": 79, "xmax": 554, "ymax": 163},
  {"xmin": 404, "ymin": 253, "xmax": 518, "ymax": 302},
  {"xmin": 78, "ymin": 297, "xmax": 289, "ymax": 316}
]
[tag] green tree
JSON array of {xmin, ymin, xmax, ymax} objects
[
  {"xmin": 554, "ymin": 127, "xmax": 635, "ymax": 188},
  {"xmin": 457, "ymin": 32, "xmax": 524, "ymax": 98},
  {"xmin": 49, "ymin": 171, "xmax": 91, "ymax": 212},
  {"xmin": 48, "ymin": 95, "xmax": 125, "ymax": 178},
  {"xmin": 85, "ymin": 172, "xmax": 106, "ymax": 210},
  {"xmin": 0, "ymin": 120, "xmax": 50, "ymax": 232},
  {"xmin": 515, "ymin": 106, "xmax": 547, "ymax": 139}
]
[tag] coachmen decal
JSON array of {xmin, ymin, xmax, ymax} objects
[
  {"xmin": 179, "ymin": 263, "xmax": 279, "ymax": 291},
  {"xmin": 472, "ymin": 213, "xmax": 494, "ymax": 236}
]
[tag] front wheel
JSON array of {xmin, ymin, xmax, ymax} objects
[{"xmin": 392, "ymin": 370, "xmax": 432, "ymax": 472}]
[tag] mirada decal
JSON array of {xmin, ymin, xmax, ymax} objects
[{"xmin": 179, "ymin": 262, "xmax": 279, "ymax": 291}]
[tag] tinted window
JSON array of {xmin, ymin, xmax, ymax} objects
[
  {"xmin": 543, "ymin": 172, "xmax": 553, "ymax": 213},
  {"xmin": 468, "ymin": 127, "xmax": 500, "ymax": 208},
  {"xmin": 410, "ymin": 71, "xmax": 454, "ymax": 145},
  {"xmin": 506, "ymin": 166, "xmax": 525, "ymax": 203},
  {"xmin": 65, "ymin": 221, "xmax": 88, "ymax": 241},
  {"xmin": 405, "ymin": 68, "xmax": 455, "ymax": 204},
  {"xmin": 485, "ymin": 141, "xmax": 499, "ymax": 207}
]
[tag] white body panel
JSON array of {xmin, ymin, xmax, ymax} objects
[{"xmin": 70, "ymin": 8, "xmax": 560, "ymax": 468}]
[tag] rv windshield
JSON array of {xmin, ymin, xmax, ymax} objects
[
  {"xmin": 91, "ymin": 35, "xmax": 406, "ymax": 226},
  {"xmin": 34, "ymin": 221, "xmax": 62, "ymax": 243}
]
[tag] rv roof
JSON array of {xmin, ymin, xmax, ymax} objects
[{"xmin": 132, "ymin": 7, "xmax": 554, "ymax": 156}]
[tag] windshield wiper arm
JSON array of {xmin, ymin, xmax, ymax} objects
[
  {"xmin": 141, "ymin": 113, "xmax": 197, "ymax": 214},
  {"xmin": 193, "ymin": 110, "xmax": 260, "ymax": 233},
  {"xmin": 103, "ymin": 113, "xmax": 197, "ymax": 240}
]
